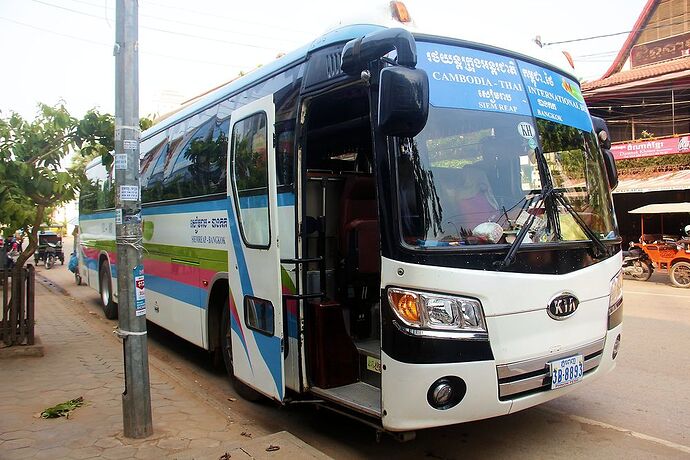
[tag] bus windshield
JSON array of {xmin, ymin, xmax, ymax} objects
[{"xmin": 395, "ymin": 41, "xmax": 618, "ymax": 249}]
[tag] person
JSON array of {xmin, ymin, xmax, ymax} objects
[{"xmin": 445, "ymin": 165, "xmax": 500, "ymax": 233}]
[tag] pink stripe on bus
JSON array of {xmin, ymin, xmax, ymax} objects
[{"xmin": 143, "ymin": 258, "xmax": 216, "ymax": 290}]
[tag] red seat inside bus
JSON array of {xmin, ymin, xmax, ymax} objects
[{"xmin": 339, "ymin": 174, "xmax": 379, "ymax": 274}]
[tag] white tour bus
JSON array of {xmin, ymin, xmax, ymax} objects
[{"xmin": 79, "ymin": 11, "xmax": 623, "ymax": 437}]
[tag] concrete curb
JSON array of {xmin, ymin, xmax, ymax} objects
[{"xmin": 0, "ymin": 335, "xmax": 44, "ymax": 359}]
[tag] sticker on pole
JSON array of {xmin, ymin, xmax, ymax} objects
[
  {"xmin": 134, "ymin": 265, "xmax": 146, "ymax": 317},
  {"xmin": 123, "ymin": 139, "xmax": 137, "ymax": 151},
  {"xmin": 114, "ymin": 154, "xmax": 127, "ymax": 170},
  {"xmin": 115, "ymin": 208, "xmax": 123, "ymax": 225},
  {"xmin": 119, "ymin": 185, "xmax": 139, "ymax": 201}
]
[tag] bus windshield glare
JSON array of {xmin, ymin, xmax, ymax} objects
[{"xmin": 395, "ymin": 42, "xmax": 618, "ymax": 249}]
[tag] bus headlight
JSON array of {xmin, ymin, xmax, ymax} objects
[
  {"xmin": 387, "ymin": 288, "xmax": 486, "ymax": 332},
  {"xmin": 608, "ymin": 271, "xmax": 623, "ymax": 329}
]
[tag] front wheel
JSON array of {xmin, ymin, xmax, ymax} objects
[
  {"xmin": 45, "ymin": 256, "xmax": 54, "ymax": 270},
  {"xmin": 220, "ymin": 298, "xmax": 262, "ymax": 402},
  {"xmin": 631, "ymin": 260, "xmax": 653, "ymax": 281},
  {"xmin": 99, "ymin": 263, "xmax": 118, "ymax": 319},
  {"xmin": 670, "ymin": 261, "xmax": 690, "ymax": 288}
]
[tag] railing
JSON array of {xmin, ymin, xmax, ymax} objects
[{"xmin": 1, "ymin": 265, "xmax": 36, "ymax": 346}]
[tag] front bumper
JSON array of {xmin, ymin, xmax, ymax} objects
[{"xmin": 380, "ymin": 324, "xmax": 622, "ymax": 432}]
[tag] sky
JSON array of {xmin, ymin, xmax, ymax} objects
[{"xmin": 0, "ymin": 0, "xmax": 648, "ymax": 121}]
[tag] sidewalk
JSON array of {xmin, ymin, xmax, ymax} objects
[{"xmin": 0, "ymin": 277, "xmax": 329, "ymax": 460}]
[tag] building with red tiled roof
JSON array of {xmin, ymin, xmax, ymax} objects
[{"xmin": 582, "ymin": 0, "xmax": 690, "ymax": 244}]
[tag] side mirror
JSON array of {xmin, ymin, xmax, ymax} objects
[
  {"xmin": 602, "ymin": 149, "xmax": 618, "ymax": 190},
  {"xmin": 378, "ymin": 66, "xmax": 429, "ymax": 138},
  {"xmin": 341, "ymin": 28, "xmax": 417, "ymax": 76},
  {"xmin": 591, "ymin": 116, "xmax": 612, "ymax": 150}
]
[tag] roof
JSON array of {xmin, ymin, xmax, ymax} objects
[
  {"xmin": 582, "ymin": 57, "xmax": 690, "ymax": 92},
  {"xmin": 614, "ymin": 169, "xmax": 690, "ymax": 194},
  {"xmin": 629, "ymin": 202, "xmax": 690, "ymax": 213},
  {"xmin": 601, "ymin": 0, "xmax": 658, "ymax": 79},
  {"xmin": 142, "ymin": 24, "xmax": 386, "ymax": 140}
]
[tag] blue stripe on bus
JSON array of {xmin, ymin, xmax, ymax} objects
[
  {"xmin": 145, "ymin": 274, "xmax": 205, "ymax": 308},
  {"xmin": 80, "ymin": 211, "xmax": 116, "ymax": 221},
  {"xmin": 140, "ymin": 192, "xmax": 295, "ymax": 216},
  {"xmin": 81, "ymin": 193, "xmax": 295, "ymax": 220},
  {"xmin": 142, "ymin": 199, "xmax": 228, "ymax": 216}
]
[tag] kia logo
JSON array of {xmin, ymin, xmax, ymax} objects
[{"xmin": 547, "ymin": 293, "xmax": 579, "ymax": 320}]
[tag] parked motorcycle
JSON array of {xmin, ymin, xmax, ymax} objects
[
  {"xmin": 44, "ymin": 243, "xmax": 57, "ymax": 270},
  {"xmin": 622, "ymin": 242, "xmax": 653, "ymax": 281}
]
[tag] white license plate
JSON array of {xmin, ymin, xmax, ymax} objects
[{"xmin": 549, "ymin": 354, "xmax": 584, "ymax": 389}]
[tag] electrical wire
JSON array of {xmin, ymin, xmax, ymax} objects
[
  {"xmin": 29, "ymin": 0, "xmax": 287, "ymax": 51},
  {"xmin": 62, "ymin": 0, "xmax": 304, "ymax": 45},
  {"xmin": 543, "ymin": 17, "xmax": 690, "ymax": 46},
  {"xmin": 0, "ymin": 16, "xmax": 249, "ymax": 69}
]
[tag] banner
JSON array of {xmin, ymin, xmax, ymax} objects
[{"xmin": 611, "ymin": 136, "xmax": 690, "ymax": 160}]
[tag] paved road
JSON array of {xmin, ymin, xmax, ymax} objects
[{"xmin": 37, "ymin": 247, "xmax": 690, "ymax": 459}]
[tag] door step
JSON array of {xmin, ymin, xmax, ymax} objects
[{"xmin": 311, "ymin": 381, "xmax": 381, "ymax": 417}]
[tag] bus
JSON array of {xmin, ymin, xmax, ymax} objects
[{"xmin": 78, "ymin": 7, "xmax": 623, "ymax": 437}]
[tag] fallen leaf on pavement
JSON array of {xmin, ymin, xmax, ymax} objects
[
  {"xmin": 266, "ymin": 445, "xmax": 280, "ymax": 452},
  {"xmin": 41, "ymin": 397, "xmax": 84, "ymax": 418}
]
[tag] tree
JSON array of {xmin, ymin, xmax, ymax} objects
[{"xmin": 0, "ymin": 103, "xmax": 114, "ymax": 268}]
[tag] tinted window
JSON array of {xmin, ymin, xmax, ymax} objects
[
  {"xmin": 80, "ymin": 161, "xmax": 115, "ymax": 214},
  {"xmin": 244, "ymin": 296, "xmax": 274, "ymax": 336},
  {"xmin": 162, "ymin": 118, "xmax": 215, "ymax": 200},
  {"xmin": 275, "ymin": 120, "xmax": 294, "ymax": 189},
  {"xmin": 141, "ymin": 141, "xmax": 169, "ymax": 203},
  {"xmin": 232, "ymin": 112, "xmax": 269, "ymax": 247}
]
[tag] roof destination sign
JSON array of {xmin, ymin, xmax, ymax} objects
[
  {"xmin": 517, "ymin": 59, "xmax": 593, "ymax": 132},
  {"xmin": 417, "ymin": 41, "xmax": 594, "ymax": 133},
  {"xmin": 418, "ymin": 42, "xmax": 531, "ymax": 116}
]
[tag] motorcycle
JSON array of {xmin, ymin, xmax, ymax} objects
[
  {"xmin": 622, "ymin": 242, "xmax": 653, "ymax": 281},
  {"xmin": 44, "ymin": 243, "xmax": 57, "ymax": 270}
]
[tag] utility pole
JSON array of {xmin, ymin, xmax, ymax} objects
[{"xmin": 114, "ymin": 0, "xmax": 153, "ymax": 439}]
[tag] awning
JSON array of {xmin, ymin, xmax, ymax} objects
[
  {"xmin": 614, "ymin": 169, "xmax": 690, "ymax": 194},
  {"xmin": 629, "ymin": 202, "xmax": 690, "ymax": 214}
]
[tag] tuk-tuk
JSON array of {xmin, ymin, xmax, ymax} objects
[
  {"xmin": 34, "ymin": 231, "xmax": 65, "ymax": 266},
  {"xmin": 629, "ymin": 202, "xmax": 690, "ymax": 288}
]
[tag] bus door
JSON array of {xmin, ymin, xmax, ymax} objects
[{"xmin": 226, "ymin": 95, "xmax": 285, "ymax": 401}]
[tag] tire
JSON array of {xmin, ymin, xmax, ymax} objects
[
  {"xmin": 670, "ymin": 261, "xmax": 690, "ymax": 288},
  {"xmin": 99, "ymin": 263, "xmax": 118, "ymax": 319},
  {"xmin": 45, "ymin": 256, "xmax": 54, "ymax": 270},
  {"xmin": 631, "ymin": 260, "xmax": 653, "ymax": 281},
  {"xmin": 221, "ymin": 297, "xmax": 262, "ymax": 401}
]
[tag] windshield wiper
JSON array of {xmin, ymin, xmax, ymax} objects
[
  {"xmin": 552, "ymin": 190, "xmax": 607, "ymax": 258},
  {"xmin": 496, "ymin": 147, "xmax": 608, "ymax": 270},
  {"xmin": 495, "ymin": 188, "xmax": 550, "ymax": 270}
]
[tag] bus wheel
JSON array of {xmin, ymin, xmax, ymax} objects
[
  {"xmin": 99, "ymin": 263, "xmax": 118, "ymax": 319},
  {"xmin": 670, "ymin": 261, "xmax": 690, "ymax": 288},
  {"xmin": 221, "ymin": 298, "xmax": 262, "ymax": 402}
]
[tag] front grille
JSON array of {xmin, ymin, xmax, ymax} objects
[{"xmin": 496, "ymin": 338, "xmax": 605, "ymax": 401}]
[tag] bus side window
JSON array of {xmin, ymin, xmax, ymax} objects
[
  {"xmin": 275, "ymin": 120, "xmax": 295, "ymax": 190},
  {"xmin": 163, "ymin": 117, "xmax": 216, "ymax": 200},
  {"xmin": 141, "ymin": 137, "xmax": 169, "ymax": 203},
  {"xmin": 231, "ymin": 112, "xmax": 270, "ymax": 248},
  {"xmin": 209, "ymin": 118, "xmax": 229, "ymax": 195}
]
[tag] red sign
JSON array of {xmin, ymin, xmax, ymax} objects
[{"xmin": 611, "ymin": 136, "xmax": 690, "ymax": 160}]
